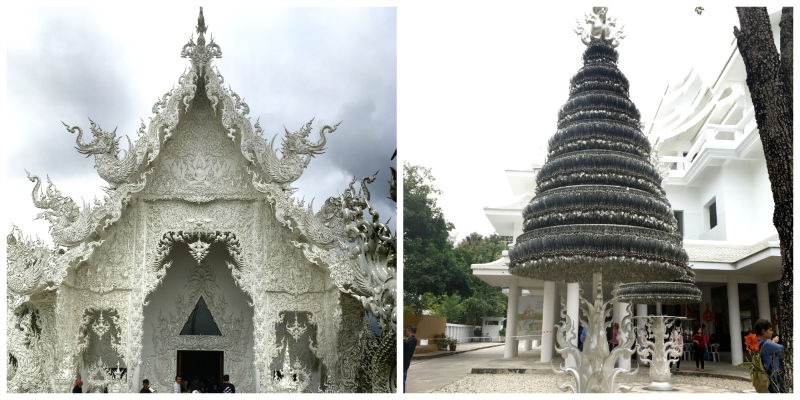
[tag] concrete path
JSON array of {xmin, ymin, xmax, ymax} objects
[
  {"xmin": 407, "ymin": 344, "xmax": 750, "ymax": 393},
  {"xmin": 406, "ymin": 344, "xmax": 506, "ymax": 393}
]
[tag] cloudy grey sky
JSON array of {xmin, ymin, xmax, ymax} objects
[
  {"xmin": 3, "ymin": 4, "xmax": 396, "ymax": 244},
  {"xmin": 401, "ymin": 2, "xmax": 758, "ymax": 242}
]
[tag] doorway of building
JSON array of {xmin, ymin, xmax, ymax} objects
[{"xmin": 177, "ymin": 350, "xmax": 223, "ymax": 392}]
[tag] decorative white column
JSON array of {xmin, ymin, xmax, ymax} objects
[
  {"xmin": 541, "ymin": 281, "xmax": 556, "ymax": 362},
  {"xmin": 636, "ymin": 303, "xmax": 647, "ymax": 364},
  {"xmin": 756, "ymin": 282, "xmax": 771, "ymax": 321},
  {"xmin": 566, "ymin": 282, "xmax": 580, "ymax": 367},
  {"xmin": 727, "ymin": 279, "xmax": 743, "ymax": 365},
  {"xmin": 614, "ymin": 300, "xmax": 631, "ymax": 369},
  {"xmin": 504, "ymin": 279, "xmax": 520, "ymax": 359},
  {"xmin": 636, "ymin": 304, "xmax": 648, "ymax": 326}
]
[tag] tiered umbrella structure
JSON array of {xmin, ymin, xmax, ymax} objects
[
  {"xmin": 508, "ymin": 7, "xmax": 686, "ymax": 392},
  {"xmin": 616, "ymin": 265, "xmax": 701, "ymax": 390}
]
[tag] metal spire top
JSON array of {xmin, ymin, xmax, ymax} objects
[
  {"xmin": 574, "ymin": 7, "xmax": 626, "ymax": 47},
  {"xmin": 181, "ymin": 7, "xmax": 222, "ymax": 75}
]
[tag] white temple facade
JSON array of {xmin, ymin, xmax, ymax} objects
[
  {"xmin": 473, "ymin": 15, "xmax": 782, "ymax": 367},
  {"xmin": 7, "ymin": 9, "xmax": 396, "ymax": 393}
]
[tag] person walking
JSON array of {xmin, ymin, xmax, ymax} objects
[
  {"xmin": 403, "ymin": 325, "xmax": 417, "ymax": 392},
  {"xmin": 754, "ymin": 319, "xmax": 784, "ymax": 393},
  {"xmin": 222, "ymin": 374, "xmax": 235, "ymax": 393},
  {"xmin": 692, "ymin": 325, "xmax": 708, "ymax": 372},
  {"xmin": 140, "ymin": 379, "xmax": 153, "ymax": 393},
  {"xmin": 72, "ymin": 379, "xmax": 83, "ymax": 393},
  {"xmin": 670, "ymin": 324, "xmax": 683, "ymax": 371}
]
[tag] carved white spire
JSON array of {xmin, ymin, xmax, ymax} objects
[
  {"xmin": 181, "ymin": 7, "xmax": 222, "ymax": 75},
  {"xmin": 574, "ymin": 7, "xmax": 626, "ymax": 47}
]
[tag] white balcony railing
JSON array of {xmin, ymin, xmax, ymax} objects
[{"xmin": 659, "ymin": 107, "xmax": 755, "ymax": 174}]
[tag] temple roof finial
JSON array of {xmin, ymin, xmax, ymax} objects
[
  {"xmin": 197, "ymin": 7, "xmax": 208, "ymax": 35},
  {"xmin": 574, "ymin": 7, "xmax": 626, "ymax": 47},
  {"xmin": 181, "ymin": 7, "xmax": 222, "ymax": 75}
]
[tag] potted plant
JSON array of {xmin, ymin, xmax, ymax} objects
[
  {"xmin": 499, "ymin": 327, "xmax": 506, "ymax": 342},
  {"xmin": 433, "ymin": 333, "xmax": 447, "ymax": 351},
  {"xmin": 447, "ymin": 337, "xmax": 458, "ymax": 351},
  {"xmin": 473, "ymin": 327, "xmax": 482, "ymax": 342}
]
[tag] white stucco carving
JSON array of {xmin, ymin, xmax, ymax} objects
[{"xmin": 8, "ymin": 7, "xmax": 395, "ymax": 393}]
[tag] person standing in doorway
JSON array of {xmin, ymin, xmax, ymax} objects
[
  {"xmin": 403, "ymin": 325, "xmax": 417, "ymax": 392},
  {"xmin": 222, "ymin": 375, "xmax": 235, "ymax": 393},
  {"xmin": 173, "ymin": 376, "xmax": 183, "ymax": 393},
  {"xmin": 140, "ymin": 379, "xmax": 152, "ymax": 393},
  {"xmin": 692, "ymin": 325, "xmax": 708, "ymax": 372}
]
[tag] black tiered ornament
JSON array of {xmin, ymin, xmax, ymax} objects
[{"xmin": 509, "ymin": 7, "xmax": 686, "ymax": 392}]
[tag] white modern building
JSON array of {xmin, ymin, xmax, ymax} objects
[{"xmin": 473, "ymin": 18, "xmax": 782, "ymax": 367}]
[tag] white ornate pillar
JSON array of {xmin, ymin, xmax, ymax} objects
[
  {"xmin": 727, "ymin": 279, "xmax": 743, "ymax": 365},
  {"xmin": 614, "ymin": 300, "xmax": 631, "ymax": 369},
  {"xmin": 540, "ymin": 281, "xmax": 556, "ymax": 362},
  {"xmin": 636, "ymin": 303, "xmax": 647, "ymax": 363},
  {"xmin": 636, "ymin": 304, "xmax": 648, "ymax": 327},
  {"xmin": 504, "ymin": 279, "xmax": 520, "ymax": 358},
  {"xmin": 756, "ymin": 282, "xmax": 770, "ymax": 321},
  {"xmin": 565, "ymin": 282, "xmax": 580, "ymax": 368}
]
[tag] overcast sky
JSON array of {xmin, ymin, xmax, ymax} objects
[
  {"xmin": 3, "ymin": 4, "xmax": 396, "ymax": 245},
  {"xmin": 401, "ymin": 2, "xmax": 762, "ymax": 243}
]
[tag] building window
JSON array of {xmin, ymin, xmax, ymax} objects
[
  {"xmin": 674, "ymin": 210, "xmax": 684, "ymax": 237},
  {"xmin": 708, "ymin": 200, "xmax": 717, "ymax": 229}
]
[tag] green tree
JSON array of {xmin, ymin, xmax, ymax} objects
[
  {"xmin": 735, "ymin": 7, "xmax": 792, "ymax": 392},
  {"xmin": 403, "ymin": 164, "xmax": 508, "ymax": 325},
  {"xmin": 432, "ymin": 293, "xmax": 466, "ymax": 323},
  {"xmin": 453, "ymin": 233, "xmax": 509, "ymax": 325},
  {"xmin": 403, "ymin": 163, "xmax": 468, "ymax": 311}
]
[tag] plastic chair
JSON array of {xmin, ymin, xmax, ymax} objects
[
  {"xmin": 709, "ymin": 343, "xmax": 720, "ymax": 362},
  {"xmin": 683, "ymin": 342, "xmax": 693, "ymax": 361}
]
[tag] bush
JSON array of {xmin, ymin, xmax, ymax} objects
[{"xmin": 433, "ymin": 333, "xmax": 447, "ymax": 350}]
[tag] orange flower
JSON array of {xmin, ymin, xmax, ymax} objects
[{"xmin": 744, "ymin": 333, "xmax": 759, "ymax": 354}]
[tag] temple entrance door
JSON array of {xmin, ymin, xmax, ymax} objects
[{"xmin": 176, "ymin": 350, "xmax": 223, "ymax": 392}]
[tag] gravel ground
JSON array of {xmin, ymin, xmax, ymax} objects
[{"xmin": 435, "ymin": 371, "xmax": 754, "ymax": 393}]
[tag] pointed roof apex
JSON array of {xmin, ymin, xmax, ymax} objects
[
  {"xmin": 181, "ymin": 7, "xmax": 222, "ymax": 75},
  {"xmin": 197, "ymin": 7, "xmax": 208, "ymax": 35}
]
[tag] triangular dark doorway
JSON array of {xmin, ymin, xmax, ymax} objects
[{"xmin": 180, "ymin": 296, "xmax": 222, "ymax": 335}]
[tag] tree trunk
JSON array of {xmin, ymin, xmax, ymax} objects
[{"xmin": 734, "ymin": 7, "xmax": 793, "ymax": 393}]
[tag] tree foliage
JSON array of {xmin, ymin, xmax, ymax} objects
[
  {"xmin": 734, "ymin": 7, "xmax": 793, "ymax": 392},
  {"xmin": 403, "ymin": 163, "xmax": 507, "ymax": 324}
]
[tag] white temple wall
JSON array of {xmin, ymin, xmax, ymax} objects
[{"xmin": 661, "ymin": 185, "xmax": 701, "ymax": 239}]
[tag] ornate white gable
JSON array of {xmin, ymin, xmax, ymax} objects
[{"xmin": 8, "ymin": 8, "xmax": 396, "ymax": 393}]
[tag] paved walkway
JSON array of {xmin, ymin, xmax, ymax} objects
[{"xmin": 407, "ymin": 344, "xmax": 750, "ymax": 393}]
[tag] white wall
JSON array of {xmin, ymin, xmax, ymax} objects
[{"xmin": 663, "ymin": 151, "xmax": 776, "ymax": 244}]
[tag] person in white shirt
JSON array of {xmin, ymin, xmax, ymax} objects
[
  {"xmin": 173, "ymin": 376, "xmax": 183, "ymax": 393},
  {"xmin": 670, "ymin": 324, "xmax": 684, "ymax": 371}
]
